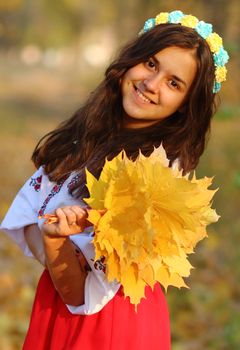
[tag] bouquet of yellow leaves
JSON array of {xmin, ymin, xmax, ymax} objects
[{"xmin": 84, "ymin": 145, "xmax": 219, "ymax": 306}]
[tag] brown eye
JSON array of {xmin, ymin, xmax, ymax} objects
[
  {"xmin": 169, "ymin": 79, "xmax": 180, "ymax": 89},
  {"xmin": 146, "ymin": 58, "xmax": 156, "ymax": 69}
]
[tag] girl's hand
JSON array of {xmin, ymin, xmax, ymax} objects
[{"xmin": 42, "ymin": 206, "xmax": 89, "ymax": 237}]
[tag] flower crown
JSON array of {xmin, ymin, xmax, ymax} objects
[{"xmin": 140, "ymin": 11, "xmax": 229, "ymax": 93}]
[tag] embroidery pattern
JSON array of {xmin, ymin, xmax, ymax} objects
[
  {"xmin": 38, "ymin": 173, "xmax": 81, "ymax": 217},
  {"xmin": 67, "ymin": 173, "xmax": 81, "ymax": 192},
  {"xmin": 29, "ymin": 175, "xmax": 42, "ymax": 192},
  {"xmin": 92, "ymin": 256, "xmax": 106, "ymax": 273},
  {"xmin": 38, "ymin": 180, "xmax": 65, "ymax": 216}
]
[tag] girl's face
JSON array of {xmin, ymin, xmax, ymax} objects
[{"xmin": 121, "ymin": 46, "xmax": 197, "ymax": 129}]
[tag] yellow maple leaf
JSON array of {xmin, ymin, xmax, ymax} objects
[
  {"xmin": 121, "ymin": 263, "xmax": 147, "ymax": 306},
  {"xmin": 84, "ymin": 145, "xmax": 219, "ymax": 306}
]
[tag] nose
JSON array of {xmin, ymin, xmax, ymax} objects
[{"xmin": 142, "ymin": 73, "xmax": 162, "ymax": 94}]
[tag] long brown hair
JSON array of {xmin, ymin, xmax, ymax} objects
[{"xmin": 32, "ymin": 24, "xmax": 217, "ymax": 197}]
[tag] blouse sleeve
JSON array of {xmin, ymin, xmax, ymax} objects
[
  {"xmin": 0, "ymin": 167, "xmax": 44, "ymax": 261},
  {"xmin": 67, "ymin": 234, "xmax": 120, "ymax": 315}
]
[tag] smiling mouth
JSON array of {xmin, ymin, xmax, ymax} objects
[{"xmin": 134, "ymin": 86, "xmax": 156, "ymax": 104}]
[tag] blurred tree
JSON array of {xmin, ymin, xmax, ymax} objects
[
  {"xmin": 0, "ymin": 0, "xmax": 23, "ymax": 48},
  {"xmin": 0, "ymin": 0, "xmax": 22, "ymax": 11}
]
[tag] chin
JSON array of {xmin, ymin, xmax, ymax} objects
[{"xmin": 123, "ymin": 114, "xmax": 162, "ymax": 129}]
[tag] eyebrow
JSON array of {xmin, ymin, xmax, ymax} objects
[{"xmin": 151, "ymin": 55, "xmax": 187, "ymax": 88}]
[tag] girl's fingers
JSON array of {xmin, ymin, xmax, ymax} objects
[
  {"xmin": 55, "ymin": 207, "xmax": 88, "ymax": 236},
  {"xmin": 71, "ymin": 206, "xmax": 88, "ymax": 225},
  {"xmin": 60, "ymin": 207, "xmax": 78, "ymax": 226},
  {"xmin": 42, "ymin": 206, "xmax": 90, "ymax": 237},
  {"xmin": 41, "ymin": 207, "xmax": 105, "ymax": 226},
  {"xmin": 55, "ymin": 208, "xmax": 72, "ymax": 234}
]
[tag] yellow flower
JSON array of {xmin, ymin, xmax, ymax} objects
[
  {"xmin": 215, "ymin": 66, "xmax": 227, "ymax": 83},
  {"xmin": 155, "ymin": 12, "xmax": 169, "ymax": 24},
  {"xmin": 180, "ymin": 15, "xmax": 199, "ymax": 28},
  {"xmin": 206, "ymin": 32, "xmax": 223, "ymax": 53}
]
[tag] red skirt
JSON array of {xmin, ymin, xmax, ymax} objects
[{"xmin": 23, "ymin": 270, "xmax": 171, "ymax": 350}]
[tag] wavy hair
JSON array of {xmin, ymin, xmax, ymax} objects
[{"xmin": 32, "ymin": 24, "xmax": 217, "ymax": 197}]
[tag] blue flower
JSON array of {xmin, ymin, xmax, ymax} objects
[
  {"xmin": 143, "ymin": 18, "xmax": 156, "ymax": 32},
  {"xmin": 213, "ymin": 47, "xmax": 229, "ymax": 66},
  {"xmin": 195, "ymin": 21, "xmax": 212, "ymax": 39},
  {"xmin": 168, "ymin": 11, "xmax": 184, "ymax": 23},
  {"xmin": 213, "ymin": 81, "xmax": 221, "ymax": 93}
]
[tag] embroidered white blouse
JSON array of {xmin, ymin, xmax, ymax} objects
[{"xmin": 0, "ymin": 167, "xmax": 120, "ymax": 315}]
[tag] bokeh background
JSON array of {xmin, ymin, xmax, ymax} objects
[{"xmin": 0, "ymin": 0, "xmax": 239, "ymax": 349}]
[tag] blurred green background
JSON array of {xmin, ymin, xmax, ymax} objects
[{"xmin": 0, "ymin": 0, "xmax": 239, "ymax": 349}]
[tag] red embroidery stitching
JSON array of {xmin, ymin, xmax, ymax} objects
[
  {"xmin": 92, "ymin": 256, "xmax": 106, "ymax": 273},
  {"xmin": 38, "ymin": 173, "xmax": 79, "ymax": 217},
  {"xmin": 67, "ymin": 173, "xmax": 81, "ymax": 192},
  {"xmin": 29, "ymin": 175, "xmax": 42, "ymax": 192},
  {"xmin": 38, "ymin": 179, "xmax": 65, "ymax": 216}
]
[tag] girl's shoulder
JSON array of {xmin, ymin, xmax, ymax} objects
[{"xmin": 28, "ymin": 167, "xmax": 79, "ymax": 198}]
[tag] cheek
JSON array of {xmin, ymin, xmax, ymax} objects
[
  {"xmin": 123, "ymin": 69, "xmax": 134, "ymax": 82},
  {"xmin": 162, "ymin": 90, "xmax": 185, "ymax": 109},
  {"xmin": 123, "ymin": 66, "xmax": 143, "ymax": 83},
  {"xmin": 122, "ymin": 71, "xmax": 134, "ymax": 90},
  {"xmin": 121, "ymin": 76, "xmax": 129, "ymax": 95}
]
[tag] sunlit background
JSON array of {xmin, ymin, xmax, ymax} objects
[{"xmin": 0, "ymin": 0, "xmax": 239, "ymax": 349}]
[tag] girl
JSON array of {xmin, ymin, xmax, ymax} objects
[{"xmin": 1, "ymin": 10, "xmax": 228, "ymax": 350}]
